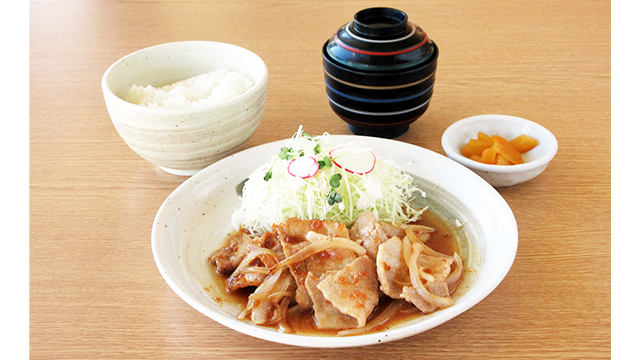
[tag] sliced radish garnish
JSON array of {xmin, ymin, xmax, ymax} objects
[
  {"xmin": 287, "ymin": 156, "xmax": 319, "ymax": 179},
  {"xmin": 329, "ymin": 146, "xmax": 376, "ymax": 175}
]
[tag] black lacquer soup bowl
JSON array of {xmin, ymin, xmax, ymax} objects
[{"xmin": 322, "ymin": 7, "xmax": 439, "ymax": 138}]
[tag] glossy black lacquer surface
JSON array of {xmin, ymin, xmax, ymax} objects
[{"xmin": 322, "ymin": 7, "xmax": 439, "ymax": 138}]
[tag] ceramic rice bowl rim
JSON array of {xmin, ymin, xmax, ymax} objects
[
  {"xmin": 101, "ymin": 41, "xmax": 268, "ymax": 119},
  {"xmin": 441, "ymin": 114, "xmax": 558, "ymax": 173}
]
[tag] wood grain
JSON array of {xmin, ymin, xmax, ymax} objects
[{"xmin": 30, "ymin": 0, "xmax": 610, "ymax": 358}]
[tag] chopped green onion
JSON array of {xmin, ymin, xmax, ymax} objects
[
  {"xmin": 329, "ymin": 173, "xmax": 342, "ymax": 188},
  {"xmin": 317, "ymin": 155, "xmax": 332, "ymax": 169},
  {"xmin": 327, "ymin": 188, "xmax": 342, "ymax": 205}
]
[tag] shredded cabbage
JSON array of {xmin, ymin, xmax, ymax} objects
[{"xmin": 231, "ymin": 126, "xmax": 426, "ymax": 234}]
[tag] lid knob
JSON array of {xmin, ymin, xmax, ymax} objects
[{"xmin": 352, "ymin": 7, "xmax": 408, "ymax": 38}]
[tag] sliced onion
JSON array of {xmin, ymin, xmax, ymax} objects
[
  {"xmin": 229, "ymin": 247, "xmax": 280, "ymax": 280},
  {"xmin": 238, "ymin": 267, "xmax": 285, "ymax": 320},
  {"xmin": 445, "ymin": 252, "xmax": 465, "ymax": 293},
  {"xmin": 278, "ymin": 235, "xmax": 365, "ymax": 267},
  {"xmin": 405, "ymin": 224, "xmax": 435, "ymax": 233},
  {"xmin": 267, "ymin": 291, "xmax": 296, "ymax": 302},
  {"xmin": 405, "ymin": 224, "xmax": 435, "ymax": 243},
  {"xmin": 408, "ymin": 243, "xmax": 454, "ymax": 309},
  {"xmin": 419, "ymin": 269, "xmax": 435, "ymax": 282},
  {"xmin": 276, "ymin": 296, "xmax": 293, "ymax": 333},
  {"xmin": 238, "ymin": 248, "xmax": 280, "ymax": 270},
  {"xmin": 413, "ymin": 241, "xmax": 453, "ymax": 261},
  {"xmin": 402, "ymin": 236, "xmax": 413, "ymax": 268},
  {"xmin": 404, "ymin": 227, "xmax": 420, "ymax": 244}
]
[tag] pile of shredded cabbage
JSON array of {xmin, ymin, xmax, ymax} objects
[{"xmin": 231, "ymin": 126, "xmax": 427, "ymax": 235}]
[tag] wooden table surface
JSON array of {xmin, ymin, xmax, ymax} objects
[{"xmin": 29, "ymin": 0, "xmax": 611, "ymax": 358}]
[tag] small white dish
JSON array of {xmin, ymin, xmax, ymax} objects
[
  {"xmin": 441, "ymin": 114, "xmax": 558, "ymax": 187},
  {"xmin": 102, "ymin": 41, "xmax": 268, "ymax": 175},
  {"xmin": 152, "ymin": 135, "xmax": 518, "ymax": 347}
]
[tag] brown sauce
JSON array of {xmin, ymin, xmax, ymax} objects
[
  {"xmin": 282, "ymin": 293, "xmax": 423, "ymax": 336},
  {"xmin": 415, "ymin": 209, "xmax": 460, "ymax": 256},
  {"xmin": 207, "ymin": 209, "xmax": 462, "ymax": 336}
]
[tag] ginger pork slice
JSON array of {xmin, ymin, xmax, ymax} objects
[
  {"xmin": 273, "ymin": 218, "xmax": 355, "ymax": 310},
  {"xmin": 208, "ymin": 232, "xmax": 251, "ymax": 275},
  {"xmin": 349, "ymin": 211, "xmax": 388, "ymax": 261},
  {"xmin": 226, "ymin": 231, "xmax": 284, "ymax": 291},
  {"xmin": 305, "ymin": 272, "xmax": 359, "ymax": 330},
  {"xmin": 375, "ymin": 236, "xmax": 409, "ymax": 299},
  {"xmin": 317, "ymin": 255, "xmax": 379, "ymax": 328}
]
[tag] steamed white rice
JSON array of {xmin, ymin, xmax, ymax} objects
[{"xmin": 125, "ymin": 69, "xmax": 254, "ymax": 109}]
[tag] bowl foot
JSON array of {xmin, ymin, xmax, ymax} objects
[
  {"xmin": 348, "ymin": 124, "xmax": 410, "ymax": 138},
  {"xmin": 158, "ymin": 166, "xmax": 202, "ymax": 176}
]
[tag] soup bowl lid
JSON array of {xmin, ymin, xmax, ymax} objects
[{"xmin": 325, "ymin": 7, "xmax": 437, "ymax": 72}]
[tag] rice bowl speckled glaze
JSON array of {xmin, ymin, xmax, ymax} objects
[
  {"xmin": 323, "ymin": 8, "xmax": 438, "ymax": 138},
  {"xmin": 102, "ymin": 41, "xmax": 268, "ymax": 176}
]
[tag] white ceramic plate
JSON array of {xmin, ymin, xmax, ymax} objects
[{"xmin": 152, "ymin": 135, "xmax": 518, "ymax": 348}]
